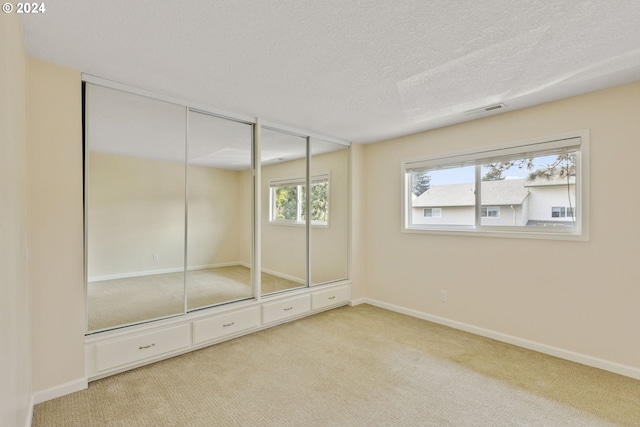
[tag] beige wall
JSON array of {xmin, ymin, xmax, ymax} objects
[
  {"xmin": 0, "ymin": 14, "xmax": 31, "ymax": 427},
  {"xmin": 28, "ymin": 58, "xmax": 85, "ymax": 394},
  {"xmin": 87, "ymin": 152, "xmax": 185, "ymax": 277},
  {"xmin": 237, "ymin": 169, "xmax": 253, "ymax": 267},
  {"xmin": 187, "ymin": 164, "xmax": 249, "ymax": 268},
  {"xmin": 349, "ymin": 143, "xmax": 366, "ymax": 300},
  {"xmin": 88, "ymin": 153, "xmax": 250, "ymax": 278},
  {"xmin": 362, "ymin": 81, "xmax": 640, "ymax": 370}
]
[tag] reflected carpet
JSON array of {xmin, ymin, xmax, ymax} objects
[{"xmin": 88, "ymin": 265, "xmax": 300, "ymax": 331}]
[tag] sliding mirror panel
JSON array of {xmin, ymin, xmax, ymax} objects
[
  {"xmin": 85, "ymin": 84, "xmax": 187, "ymax": 333},
  {"xmin": 260, "ymin": 127, "xmax": 308, "ymax": 295},
  {"xmin": 186, "ymin": 111, "xmax": 254, "ymax": 310},
  {"xmin": 309, "ymin": 139, "xmax": 349, "ymax": 285}
]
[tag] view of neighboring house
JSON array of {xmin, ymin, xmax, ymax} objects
[{"xmin": 412, "ymin": 177, "xmax": 575, "ymax": 227}]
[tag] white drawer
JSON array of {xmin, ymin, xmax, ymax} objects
[
  {"xmin": 311, "ymin": 285, "xmax": 350, "ymax": 310},
  {"xmin": 96, "ymin": 324, "xmax": 190, "ymax": 371},
  {"xmin": 193, "ymin": 307, "xmax": 260, "ymax": 345},
  {"xmin": 262, "ymin": 294, "xmax": 311, "ymax": 324}
]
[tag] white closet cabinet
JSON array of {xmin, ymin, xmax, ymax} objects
[{"xmin": 85, "ymin": 283, "xmax": 351, "ymax": 380}]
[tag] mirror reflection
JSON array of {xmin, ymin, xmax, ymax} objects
[
  {"xmin": 260, "ymin": 127, "xmax": 309, "ymax": 295},
  {"xmin": 310, "ymin": 139, "xmax": 349, "ymax": 285},
  {"xmin": 86, "ymin": 84, "xmax": 187, "ymax": 332},
  {"xmin": 186, "ymin": 111, "xmax": 254, "ymax": 310},
  {"xmin": 86, "ymin": 82, "xmax": 351, "ymax": 333}
]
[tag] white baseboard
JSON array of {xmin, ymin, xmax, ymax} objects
[
  {"xmin": 261, "ymin": 267, "xmax": 306, "ymax": 285},
  {"xmin": 33, "ymin": 377, "xmax": 88, "ymax": 404},
  {"xmin": 349, "ymin": 297, "xmax": 368, "ymax": 306},
  {"xmin": 25, "ymin": 395, "xmax": 34, "ymax": 427},
  {"xmin": 88, "ymin": 262, "xmax": 243, "ymax": 282},
  {"xmin": 91, "ymin": 263, "xmax": 308, "ymax": 286},
  {"xmin": 89, "ymin": 267, "xmax": 184, "ymax": 282},
  {"xmin": 361, "ymin": 298, "xmax": 640, "ymax": 380}
]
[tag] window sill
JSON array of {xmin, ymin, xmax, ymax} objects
[
  {"xmin": 269, "ymin": 220, "xmax": 329, "ymax": 229},
  {"xmin": 401, "ymin": 226, "xmax": 588, "ymax": 241}
]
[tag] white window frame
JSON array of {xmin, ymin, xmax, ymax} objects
[
  {"xmin": 423, "ymin": 208, "xmax": 442, "ymax": 218},
  {"xmin": 269, "ymin": 173, "xmax": 330, "ymax": 227},
  {"xmin": 401, "ymin": 130, "xmax": 589, "ymax": 240},
  {"xmin": 481, "ymin": 207, "xmax": 500, "ymax": 218},
  {"xmin": 551, "ymin": 206, "xmax": 565, "ymax": 218},
  {"xmin": 552, "ymin": 206, "xmax": 576, "ymax": 219}
]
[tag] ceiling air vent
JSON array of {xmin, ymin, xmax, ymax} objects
[{"xmin": 464, "ymin": 103, "xmax": 506, "ymax": 116}]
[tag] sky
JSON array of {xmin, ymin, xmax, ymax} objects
[{"xmin": 425, "ymin": 154, "xmax": 560, "ymax": 186}]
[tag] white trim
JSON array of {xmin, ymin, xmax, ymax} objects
[
  {"xmin": 82, "ymin": 74, "xmax": 256, "ymax": 124},
  {"xmin": 261, "ymin": 120, "xmax": 350, "ymax": 147},
  {"xmin": 186, "ymin": 262, "xmax": 241, "ymax": 271},
  {"xmin": 349, "ymin": 297, "xmax": 368, "ymax": 306},
  {"xmin": 33, "ymin": 378, "xmax": 88, "ymax": 404},
  {"xmin": 88, "ymin": 267, "xmax": 183, "ymax": 282},
  {"xmin": 24, "ymin": 395, "xmax": 34, "ymax": 427},
  {"xmin": 261, "ymin": 267, "xmax": 306, "ymax": 285},
  {"xmin": 361, "ymin": 298, "xmax": 640, "ymax": 380},
  {"xmin": 80, "ymin": 83, "xmax": 347, "ymax": 147},
  {"xmin": 88, "ymin": 262, "xmax": 242, "ymax": 282},
  {"xmin": 403, "ymin": 129, "xmax": 586, "ymax": 170}
]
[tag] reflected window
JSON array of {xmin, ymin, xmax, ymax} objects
[{"xmin": 269, "ymin": 174, "xmax": 329, "ymax": 226}]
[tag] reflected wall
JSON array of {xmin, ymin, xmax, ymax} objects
[
  {"xmin": 310, "ymin": 139, "xmax": 349, "ymax": 285},
  {"xmin": 85, "ymin": 84, "xmax": 186, "ymax": 331},
  {"xmin": 260, "ymin": 127, "xmax": 308, "ymax": 295},
  {"xmin": 186, "ymin": 110, "xmax": 253, "ymax": 310}
]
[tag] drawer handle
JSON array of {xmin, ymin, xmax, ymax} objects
[
  {"xmin": 328, "ymin": 296, "xmax": 336, "ymax": 300},
  {"xmin": 223, "ymin": 322, "xmax": 235, "ymax": 328},
  {"xmin": 139, "ymin": 343, "xmax": 156, "ymax": 350},
  {"xmin": 284, "ymin": 306, "xmax": 293, "ymax": 311}
]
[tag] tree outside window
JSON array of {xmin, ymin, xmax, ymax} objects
[{"xmin": 271, "ymin": 175, "xmax": 329, "ymax": 225}]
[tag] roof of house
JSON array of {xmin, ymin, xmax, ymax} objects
[
  {"xmin": 524, "ymin": 176, "xmax": 575, "ymax": 187},
  {"xmin": 413, "ymin": 179, "xmax": 530, "ymax": 208}
]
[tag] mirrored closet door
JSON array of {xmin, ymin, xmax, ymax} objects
[
  {"xmin": 260, "ymin": 127, "xmax": 309, "ymax": 295},
  {"xmin": 85, "ymin": 84, "xmax": 187, "ymax": 332},
  {"xmin": 310, "ymin": 138, "xmax": 349, "ymax": 285},
  {"xmin": 85, "ymin": 80, "xmax": 351, "ymax": 334},
  {"xmin": 186, "ymin": 110, "xmax": 254, "ymax": 310}
]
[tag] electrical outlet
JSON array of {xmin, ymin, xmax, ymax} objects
[
  {"xmin": 153, "ymin": 254, "xmax": 160, "ymax": 261},
  {"xmin": 440, "ymin": 290, "xmax": 447, "ymax": 302}
]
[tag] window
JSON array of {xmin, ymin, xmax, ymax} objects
[
  {"xmin": 551, "ymin": 207, "xmax": 565, "ymax": 218},
  {"xmin": 270, "ymin": 174, "xmax": 329, "ymax": 226},
  {"xmin": 552, "ymin": 207, "xmax": 575, "ymax": 218},
  {"xmin": 481, "ymin": 207, "xmax": 500, "ymax": 218},
  {"xmin": 402, "ymin": 130, "xmax": 588, "ymax": 239},
  {"xmin": 423, "ymin": 208, "xmax": 442, "ymax": 218}
]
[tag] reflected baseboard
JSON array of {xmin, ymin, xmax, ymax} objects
[
  {"xmin": 88, "ymin": 262, "xmax": 246, "ymax": 282},
  {"xmin": 260, "ymin": 267, "xmax": 306, "ymax": 285}
]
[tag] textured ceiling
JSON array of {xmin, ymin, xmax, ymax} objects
[{"xmin": 21, "ymin": 0, "xmax": 640, "ymax": 143}]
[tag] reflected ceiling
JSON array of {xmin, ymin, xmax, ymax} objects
[
  {"xmin": 87, "ymin": 84, "xmax": 343, "ymax": 169},
  {"xmin": 22, "ymin": 1, "xmax": 640, "ymax": 143}
]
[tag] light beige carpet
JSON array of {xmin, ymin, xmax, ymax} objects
[
  {"xmin": 88, "ymin": 266, "xmax": 301, "ymax": 331},
  {"xmin": 36, "ymin": 305, "xmax": 639, "ymax": 426}
]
